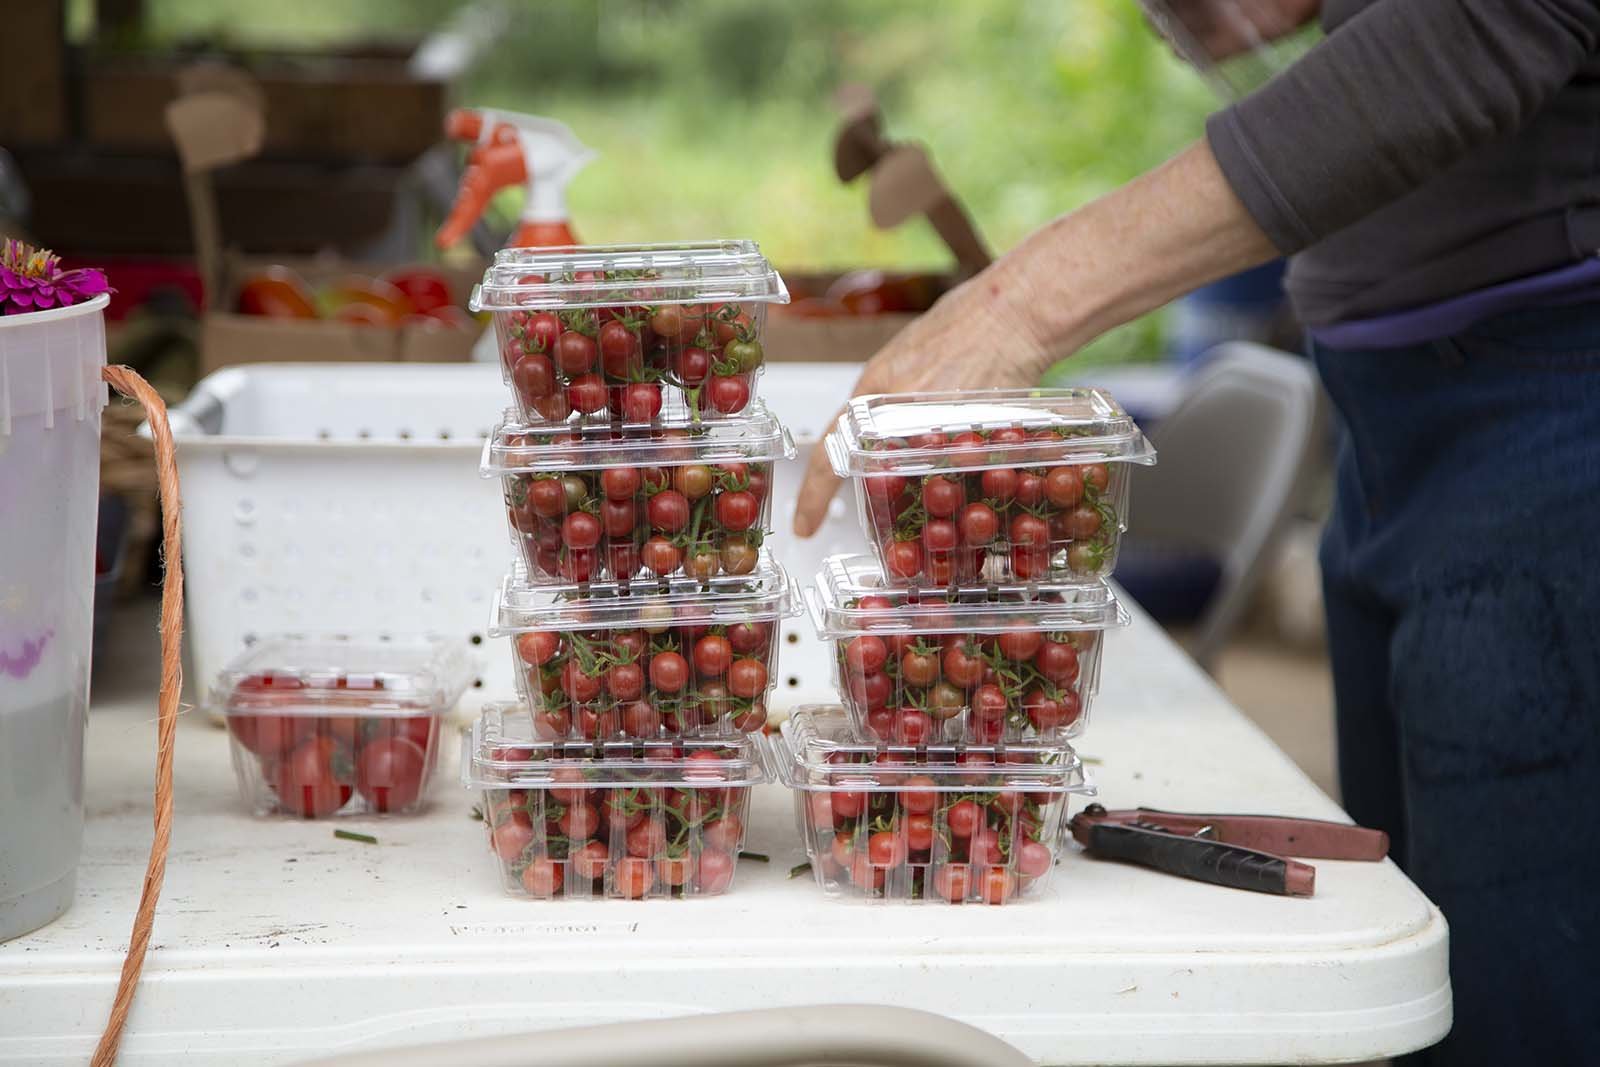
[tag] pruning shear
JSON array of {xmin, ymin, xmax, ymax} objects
[{"xmin": 1068, "ymin": 804, "xmax": 1389, "ymax": 897}]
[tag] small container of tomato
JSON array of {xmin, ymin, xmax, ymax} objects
[
  {"xmin": 465, "ymin": 703, "xmax": 769, "ymax": 900},
  {"xmin": 492, "ymin": 555, "xmax": 800, "ymax": 740},
  {"xmin": 771, "ymin": 705, "xmax": 1092, "ymax": 904},
  {"xmin": 216, "ymin": 637, "xmax": 473, "ymax": 818},
  {"xmin": 823, "ymin": 388, "xmax": 1155, "ymax": 586},
  {"xmin": 471, "ymin": 241, "xmax": 789, "ymax": 425},
  {"xmin": 808, "ymin": 554, "xmax": 1128, "ymax": 743},
  {"xmin": 482, "ymin": 404, "xmax": 793, "ymax": 585}
]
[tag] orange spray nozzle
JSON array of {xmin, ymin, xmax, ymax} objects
[{"xmin": 436, "ymin": 138, "xmax": 527, "ymax": 250}]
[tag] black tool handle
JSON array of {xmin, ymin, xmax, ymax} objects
[{"xmin": 1083, "ymin": 823, "xmax": 1313, "ymax": 896}]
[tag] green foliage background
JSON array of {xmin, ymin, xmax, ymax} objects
[{"xmin": 94, "ymin": 0, "xmax": 1220, "ymax": 364}]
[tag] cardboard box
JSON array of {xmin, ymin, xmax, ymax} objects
[
  {"xmin": 200, "ymin": 255, "xmax": 486, "ymax": 375},
  {"xmin": 0, "ymin": 0, "xmax": 67, "ymax": 146},
  {"xmin": 167, "ymin": 83, "xmax": 484, "ymax": 374},
  {"xmin": 84, "ymin": 44, "xmax": 448, "ymax": 162}
]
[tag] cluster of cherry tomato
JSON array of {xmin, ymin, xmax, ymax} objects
[
  {"xmin": 799, "ymin": 756, "xmax": 1066, "ymax": 904},
  {"xmin": 504, "ymin": 453, "xmax": 773, "ymax": 584},
  {"xmin": 481, "ymin": 747, "xmax": 751, "ymax": 899},
  {"xmin": 857, "ymin": 431, "xmax": 1124, "ymax": 585},
  {"xmin": 225, "ymin": 674, "xmax": 439, "ymax": 818},
  {"xmin": 836, "ymin": 603, "xmax": 1098, "ymax": 743},
  {"xmin": 515, "ymin": 621, "xmax": 776, "ymax": 739},
  {"xmin": 496, "ymin": 276, "xmax": 765, "ymax": 423}
]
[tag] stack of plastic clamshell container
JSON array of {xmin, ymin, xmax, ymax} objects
[
  {"xmin": 773, "ymin": 387, "xmax": 1155, "ymax": 903},
  {"xmin": 464, "ymin": 241, "xmax": 801, "ymax": 900}
]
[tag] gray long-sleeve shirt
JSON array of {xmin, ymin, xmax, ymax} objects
[{"xmin": 1206, "ymin": 0, "xmax": 1600, "ymax": 326}]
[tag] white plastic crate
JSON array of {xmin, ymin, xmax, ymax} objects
[{"xmin": 164, "ymin": 362, "xmax": 865, "ymax": 714}]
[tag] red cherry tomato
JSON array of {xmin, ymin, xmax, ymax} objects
[
  {"xmin": 696, "ymin": 848, "xmax": 736, "ymax": 894},
  {"xmin": 355, "ymin": 737, "xmax": 427, "ymax": 813},
  {"xmin": 523, "ymin": 311, "xmax": 562, "ymax": 354},
  {"xmin": 998, "ymin": 629, "xmax": 1044, "ymax": 661},
  {"xmin": 941, "ymin": 642, "xmax": 986, "ymax": 688},
  {"xmin": 520, "ymin": 856, "xmax": 564, "ymax": 896},
  {"xmin": 567, "ymin": 374, "xmax": 608, "ymax": 414},
  {"xmin": 702, "ymin": 814, "xmax": 743, "ymax": 852},
  {"xmin": 715, "ymin": 490, "xmax": 759, "ymax": 532},
  {"xmin": 675, "ymin": 346, "xmax": 711, "ymax": 385},
  {"xmin": 516, "ymin": 630, "xmax": 561, "ymax": 666},
  {"xmin": 228, "ymin": 713, "xmax": 310, "ymax": 757},
  {"xmin": 979, "ymin": 467, "xmax": 1018, "ymax": 502},
  {"xmin": 621, "ymin": 382, "xmax": 662, "ymax": 421},
  {"xmin": 844, "ymin": 635, "xmax": 888, "ymax": 676},
  {"xmin": 571, "ymin": 840, "xmax": 610, "ymax": 880},
  {"xmin": 562, "ymin": 512, "xmax": 601, "ymax": 549},
  {"xmin": 707, "ymin": 375, "xmax": 750, "ymax": 413},
  {"xmin": 958, "ymin": 502, "xmax": 999, "ymax": 545},
  {"xmin": 491, "ymin": 818, "xmax": 535, "ymax": 861},
  {"xmin": 555, "ymin": 331, "xmax": 597, "ymax": 375},
  {"xmin": 693, "ymin": 635, "xmax": 734, "ymax": 677},
  {"xmin": 601, "ymin": 467, "xmax": 641, "ymax": 500},
  {"xmin": 649, "ymin": 652, "xmax": 689, "ymax": 694},
  {"xmin": 945, "ymin": 799, "xmax": 982, "ymax": 838},
  {"xmin": 647, "ymin": 490, "xmax": 691, "ymax": 533},
  {"xmin": 970, "ymin": 684, "xmax": 1009, "ymax": 722},
  {"xmin": 980, "ymin": 867, "xmax": 1017, "ymax": 905},
  {"xmin": 559, "ymin": 802, "xmax": 601, "ymax": 839},
  {"xmin": 901, "ymin": 775, "xmax": 937, "ymax": 815},
  {"xmin": 1017, "ymin": 839, "xmax": 1053, "ymax": 879},
  {"xmin": 512, "ymin": 352, "xmax": 555, "ymax": 401},
  {"xmin": 906, "ymin": 812, "xmax": 935, "ymax": 852},
  {"xmin": 920, "ymin": 476, "xmax": 965, "ymax": 518},
  {"xmin": 1015, "ymin": 472, "xmax": 1045, "ymax": 507},
  {"xmin": 561, "ymin": 660, "xmax": 604, "ymax": 703},
  {"xmin": 641, "ymin": 536, "xmax": 683, "ymax": 574},
  {"xmin": 613, "ymin": 856, "xmax": 656, "ymax": 899},
  {"xmin": 1044, "ymin": 466, "xmax": 1085, "ymax": 508},
  {"xmin": 727, "ymin": 658, "xmax": 767, "ymax": 699},
  {"xmin": 933, "ymin": 864, "xmax": 974, "ymax": 902},
  {"xmin": 1009, "ymin": 512, "xmax": 1050, "ymax": 548},
  {"xmin": 1065, "ymin": 505, "xmax": 1103, "ymax": 539},
  {"xmin": 884, "ymin": 540, "xmax": 922, "ymax": 580},
  {"xmin": 1082, "ymin": 463, "xmax": 1110, "ymax": 493},
  {"xmin": 921, "ymin": 518, "xmax": 960, "ymax": 553},
  {"xmin": 1034, "ymin": 641, "xmax": 1080, "ymax": 684},
  {"xmin": 605, "ymin": 662, "xmax": 644, "ymax": 701},
  {"xmin": 727, "ymin": 622, "xmax": 770, "ymax": 654},
  {"xmin": 273, "ymin": 737, "xmax": 353, "ymax": 818},
  {"xmin": 600, "ymin": 498, "xmax": 636, "ymax": 538}
]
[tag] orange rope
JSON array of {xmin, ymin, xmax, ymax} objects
[{"xmin": 91, "ymin": 366, "xmax": 184, "ymax": 1067}]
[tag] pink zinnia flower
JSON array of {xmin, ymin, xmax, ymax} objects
[{"xmin": 0, "ymin": 239, "xmax": 110, "ymax": 316}]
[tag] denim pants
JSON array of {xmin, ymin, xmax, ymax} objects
[{"xmin": 1313, "ymin": 303, "xmax": 1600, "ymax": 1065}]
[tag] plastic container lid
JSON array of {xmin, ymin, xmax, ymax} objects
[
  {"xmin": 806, "ymin": 554, "xmax": 1129, "ymax": 638},
  {"xmin": 464, "ymin": 703, "xmax": 771, "ymax": 789},
  {"xmin": 213, "ymin": 636, "xmax": 474, "ymax": 717},
  {"xmin": 491, "ymin": 556, "xmax": 800, "ymax": 634},
  {"xmin": 471, "ymin": 240, "xmax": 789, "ymax": 312},
  {"xmin": 480, "ymin": 403, "xmax": 794, "ymax": 474},
  {"xmin": 773, "ymin": 705, "xmax": 1092, "ymax": 793},
  {"xmin": 824, "ymin": 387, "xmax": 1155, "ymax": 476}
]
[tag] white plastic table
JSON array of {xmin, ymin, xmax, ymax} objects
[{"xmin": 0, "ymin": 602, "xmax": 1449, "ymax": 1065}]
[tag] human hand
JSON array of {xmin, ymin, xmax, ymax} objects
[
  {"xmin": 791, "ymin": 268, "xmax": 1052, "ymax": 537},
  {"xmin": 1147, "ymin": 0, "xmax": 1320, "ymax": 62}
]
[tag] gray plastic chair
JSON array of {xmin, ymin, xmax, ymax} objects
[
  {"xmin": 1129, "ymin": 342, "xmax": 1322, "ymax": 669},
  {"xmin": 293, "ymin": 1005, "xmax": 1033, "ymax": 1067}
]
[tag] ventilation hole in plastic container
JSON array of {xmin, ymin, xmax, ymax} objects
[
  {"xmin": 420, "ymin": 588, "xmax": 434, "ymax": 603},
  {"xmin": 241, "ymin": 588, "xmax": 258, "ymax": 603},
  {"xmin": 239, "ymin": 543, "xmax": 255, "ymax": 558},
  {"xmin": 438, "ymin": 429, "xmax": 452, "ymax": 440},
  {"xmin": 243, "ymin": 633, "xmax": 257, "ymax": 646},
  {"xmin": 469, "ymin": 633, "xmax": 484, "ymax": 646},
  {"xmin": 786, "ymin": 676, "xmax": 799, "ymax": 687},
  {"xmin": 317, "ymin": 429, "xmax": 331, "ymax": 440},
  {"xmin": 398, "ymin": 429, "xmax": 412, "ymax": 440},
  {"xmin": 473, "ymin": 678, "xmax": 484, "ymax": 689},
  {"xmin": 785, "ymin": 632, "xmax": 799, "ymax": 644},
  {"xmin": 357, "ymin": 429, "xmax": 371, "ymax": 440}
]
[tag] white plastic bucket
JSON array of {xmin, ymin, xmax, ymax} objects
[{"xmin": 0, "ymin": 293, "xmax": 108, "ymax": 942}]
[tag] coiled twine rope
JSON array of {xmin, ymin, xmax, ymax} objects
[{"xmin": 92, "ymin": 366, "xmax": 184, "ymax": 1067}]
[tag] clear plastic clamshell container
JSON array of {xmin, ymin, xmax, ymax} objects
[
  {"xmin": 215, "ymin": 637, "xmax": 473, "ymax": 818},
  {"xmin": 824, "ymin": 388, "xmax": 1155, "ymax": 586},
  {"xmin": 482, "ymin": 404, "xmax": 794, "ymax": 586},
  {"xmin": 491, "ymin": 556, "xmax": 800, "ymax": 739},
  {"xmin": 465, "ymin": 703, "xmax": 769, "ymax": 900},
  {"xmin": 471, "ymin": 241, "xmax": 789, "ymax": 425},
  {"xmin": 808, "ymin": 554, "xmax": 1128, "ymax": 743},
  {"xmin": 771, "ymin": 706, "xmax": 1092, "ymax": 904}
]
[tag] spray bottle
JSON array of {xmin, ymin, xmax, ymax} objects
[{"xmin": 435, "ymin": 107, "xmax": 595, "ymax": 251}]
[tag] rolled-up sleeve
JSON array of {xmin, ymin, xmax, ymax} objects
[{"xmin": 1207, "ymin": 0, "xmax": 1600, "ymax": 253}]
